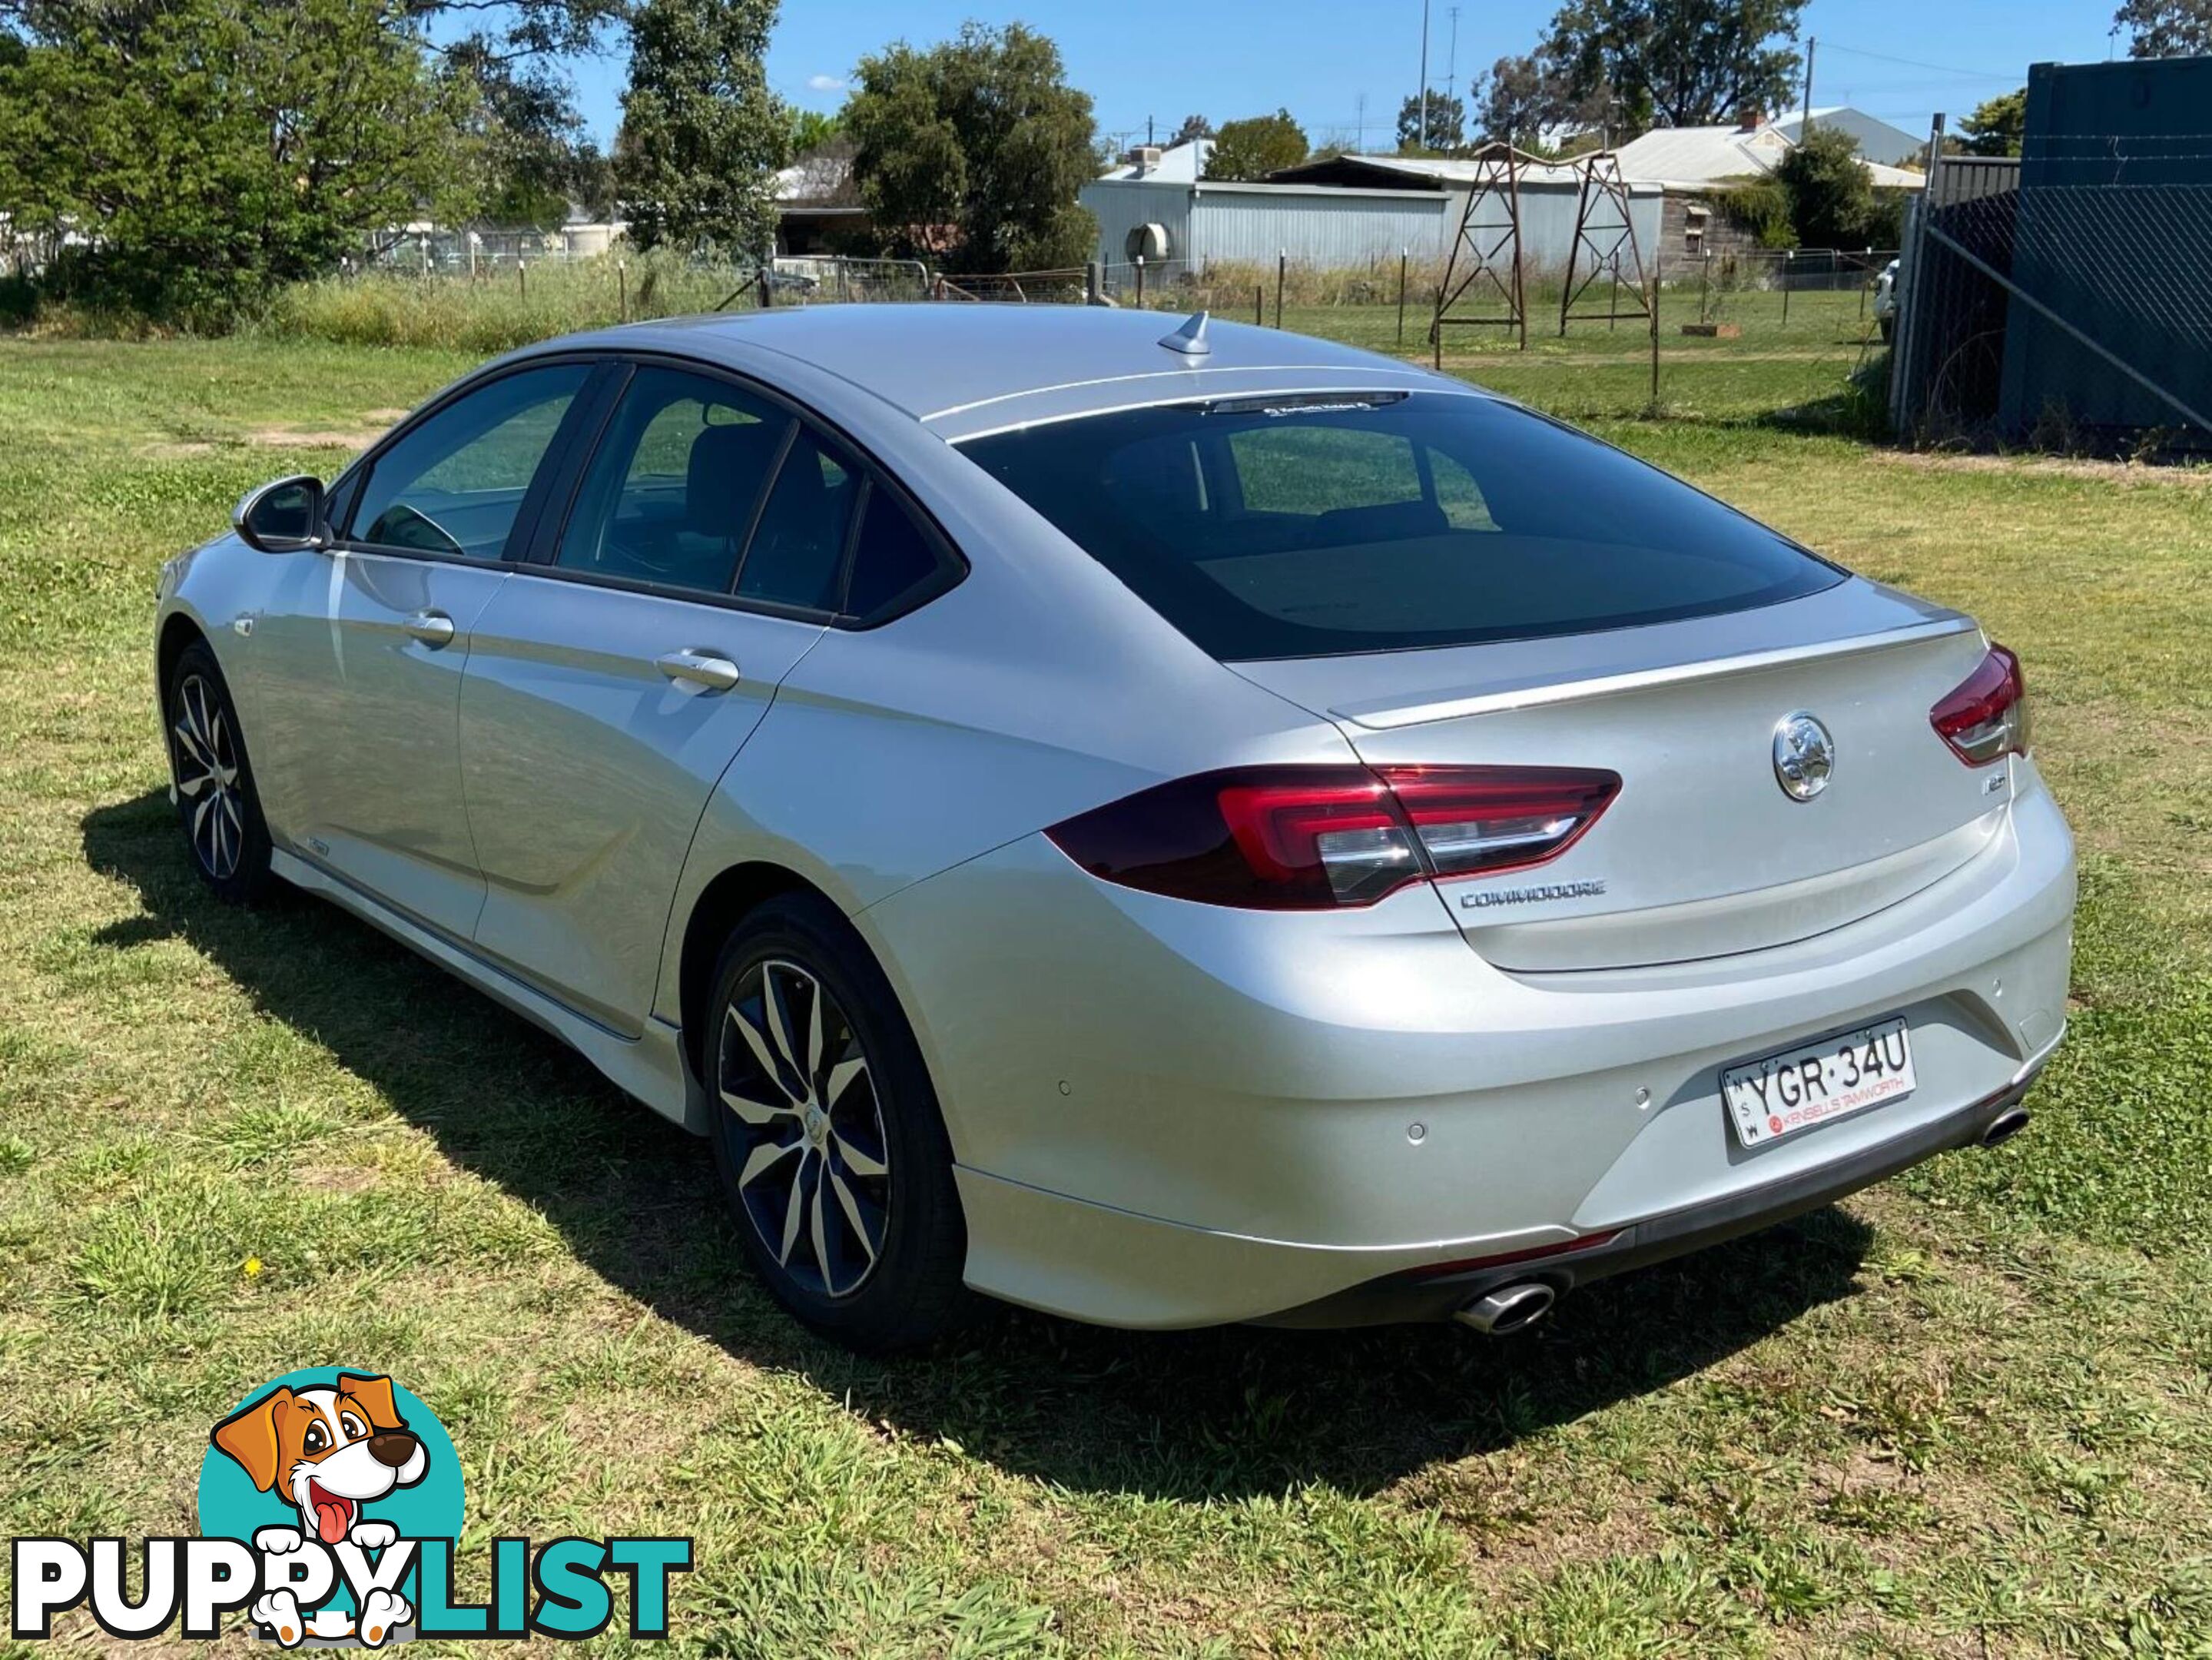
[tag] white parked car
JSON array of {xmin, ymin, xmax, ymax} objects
[{"xmin": 1874, "ymin": 258, "xmax": 1900, "ymax": 341}]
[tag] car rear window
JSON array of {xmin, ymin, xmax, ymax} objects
[{"xmin": 957, "ymin": 392, "xmax": 1841, "ymax": 659}]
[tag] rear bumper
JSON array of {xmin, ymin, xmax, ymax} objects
[
  {"xmin": 866, "ymin": 773, "xmax": 2076, "ymax": 1330},
  {"xmin": 1259, "ymin": 1048, "xmax": 2051, "ymax": 1327}
]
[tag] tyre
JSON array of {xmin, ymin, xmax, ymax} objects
[
  {"xmin": 707, "ymin": 893, "xmax": 975, "ymax": 1351},
  {"xmin": 164, "ymin": 639, "xmax": 274, "ymax": 903}
]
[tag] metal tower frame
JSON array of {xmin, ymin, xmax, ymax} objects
[
  {"xmin": 1430, "ymin": 144, "xmax": 1534, "ymax": 364},
  {"xmin": 1557, "ymin": 150, "xmax": 1653, "ymax": 335}
]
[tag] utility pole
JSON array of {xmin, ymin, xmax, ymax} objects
[
  {"xmin": 1355, "ymin": 92, "xmax": 1368, "ymax": 153},
  {"xmin": 1444, "ymin": 5, "xmax": 1461, "ymax": 107},
  {"xmin": 1802, "ymin": 38, "xmax": 1816, "ymax": 134},
  {"xmin": 1147, "ymin": 115, "xmax": 1155, "ymax": 148},
  {"xmin": 1418, "ymin": 0, "xmax": 1431, "ymax": 151}
]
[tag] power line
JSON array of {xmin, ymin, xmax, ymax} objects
[{"xmin": 1819, "ymin": 41, "xmax": 2021, "ymax": 83}]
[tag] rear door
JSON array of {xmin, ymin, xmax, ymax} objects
[{"xmin": 457, "ymin": 364, "xmax": 854, "ymax": 1035}]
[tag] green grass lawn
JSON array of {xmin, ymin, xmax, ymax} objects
[{"xmin": 2, "ymin": 330, "xmax": 2210, "ymax": 1658}]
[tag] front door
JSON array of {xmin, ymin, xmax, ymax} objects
[
  {"xmin": 459, "ymin": 365, "xmax": 857, "ymax": 1034},
  {"xmin": 248, "ymin": 360, "xmax": 597, "ymax": 939}
]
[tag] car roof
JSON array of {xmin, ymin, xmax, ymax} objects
[{"xmin": 532, "ymin": 305, "xmax": 1471, "ymax": 440}]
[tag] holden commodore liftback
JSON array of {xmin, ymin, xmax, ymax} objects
[{"xmin": 154, "ymin": 307, "xmax": 2074, "ymax": 1351}]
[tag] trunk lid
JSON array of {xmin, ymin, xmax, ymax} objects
[{"xmin": 1232, "ymin": 580, "xmax": 2008, "ymax": 970}]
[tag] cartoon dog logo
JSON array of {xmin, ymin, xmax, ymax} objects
[{"xmin": 210, "ymin": 1373, "xmax": 426, "ymax": 1646}]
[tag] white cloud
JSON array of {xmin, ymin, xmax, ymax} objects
[{"xmin": 806, "ymin": 74, "xmax": 848, "ymax": 94}]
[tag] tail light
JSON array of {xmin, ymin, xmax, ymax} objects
[
  {"xmin": 1931, "ymin": 644, "xmax": 2030, "ymax": 765},
  {"xmin": 1046, "ymin": 765, "xmax": 1620, "ymax": 910}
]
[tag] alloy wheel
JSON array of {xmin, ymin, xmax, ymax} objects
[
  {"xmin": 172, "ymin": 674, "xmax": 244, "ymax": 881},
  {"xmin": 718, "ymin": 958, "xmax": 891, "ymax": 1299}
]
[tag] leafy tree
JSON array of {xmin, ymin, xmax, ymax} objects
[
  {"xmin": 1772, "ymin": 124, "xmax": 1885, "ymax": 247},
  {"xmin": 1545, "ymin": 0, "xmax": 1803, "ymax": 133},
  {"xmin": 846, "ymin": 22, "xmax": 1096, "ymax": 272},
  {"xmin": 616, "ymin": 0, "xmax": 788, "ymax": 259},
  {"xmin": 1168, "ymin": 113, "xmax": 1214, "ymax": 146},
  {"xmin": 1395, "ymin": 89, "xmax": 1465, "ymax": 152},
  {"xmin": 0, "ymin": 0, "xmax": 476, "ymax": 318},
  {"xmin": 1204, "ymin": 109, "xmax": 1309, "ymax": 180},
  {"xmin": 1958, "ymin": 88, "xmax": 2027, "ymax": 158},
  {"xmin": 1473, "ymin": 51, "xmax": 1595, "ymax": 148},
  {"xmin": 790, "ymin": 105, "xmax": 842, "ymax": 156},
  {"xmin": 2112, "ymin": 0, "xmax": 2211, "ymax": 55}
]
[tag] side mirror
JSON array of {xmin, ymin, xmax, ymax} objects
[{"xmin": 232, "ymin": 475, "xmax": 329, "ymax": 553}]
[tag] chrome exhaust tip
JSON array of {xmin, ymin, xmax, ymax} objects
[
  {"xmin": 1980, "ymin": 1107, "xmax": 2031, "ymax": 1147},
  {"xmin": 1452, "ymin": 1281, "xmax": 1557, "ymax": 1336}
]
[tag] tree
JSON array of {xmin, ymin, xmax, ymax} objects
[
  {"xmin": 1168, "ymin": 113, "xmax": 1214, "ymax": 146},
  {"xmin": 616, "ymin": 0, "xmax": 788, "ymax": 259},
  {"xmin": 790, "ymin": 105, "xmax": 842, "ymax": 156},
  {"xmin": 2113, "ymin": 0, "xmax": 2212, "ymax": 55},
  {"xmin": 0, "ymin": 0, "xmax": 476, "ymax": 318},
  {"xmin": 1395, "ymin": 88, "xmax": 1465, "ymax": 151},
  {"xmin": 846, "ymin": 22, "xmax": 1096, "ymax": 273},
  {"xmin": 1545, "ymin": 0, "xmax": 1803, "ymax": 133},
  {"xmin": 1472, "ymin": 51, "xmax": 1592, "ymax": 148},
  {"xmin": 1204, "ymin": 109, "xmax": 1308, "ymax": 180},
  {"xmin": 1772, "ymin": 124, "xmax": 1882, "ymax": 247},
  {"xmin": 1958, "ymin": 88, "xmax": 2027, "ymax": 157}
]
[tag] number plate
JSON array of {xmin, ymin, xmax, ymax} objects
[{"xmin": 1722, "ymin": 1017, "xmax": 1915, "ymax": 1148}]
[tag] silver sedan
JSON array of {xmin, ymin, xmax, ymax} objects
[{"xmin": 154, "ymin": 307, "xmax": 2074, "ymax": 1350}]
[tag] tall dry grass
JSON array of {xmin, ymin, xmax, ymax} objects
[{"xmin": 255, "ymin": 254, "xmax": 763, "ymax": 354}]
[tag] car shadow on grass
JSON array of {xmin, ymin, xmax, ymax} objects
[{"xmin": 86, "ymin": 789, "xmax": 1873, "ymax": 1501}]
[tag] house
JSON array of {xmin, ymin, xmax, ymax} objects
[
  {"xmin": 1769, "ymin": 106, "xmax": 1925, "ymax": 167},
  {"xmin": 774, "ymin": 138, "xmax": 870, "ymax": 256},
  {"xmin": 1099, "ymin": 138, "xmax": 1214, "ymax": 183},
  {"xmin": 1613, "ymin": 110, "xmax": 1923, "ymax": 261}
]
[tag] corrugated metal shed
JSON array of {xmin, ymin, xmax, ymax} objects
[{"xmin": 1080, "ymin": 164, "xmax": 1660, "ymax": 276}]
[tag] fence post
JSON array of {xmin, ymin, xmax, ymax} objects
[
  {"xmin": 1085, "ymin": 261, "xmax": 1101, "ymax": 305},
  {"xmin": 617, "ymin": 259, "xmax": 628, "ymax": 323},
  {"xmin": 517, "ymin": 259, "xmax": 526, "ymax": 299},
  {"xmin": 1255, "ymin": 284, "xmax": 1264, "ymax": 327},
  {"xmin": 1135, "ymin": 254, "xmax": 1146, "ymax": 309},
  {"xmin": 1396, "ymin": 247, "xmax": 1408, "ymax": 344},
  {"xmin": 1781, "ymin": 250, "xmax": 1792, "ymax": 326},
  {"xmin": 1275, "ymin": 250, "xmax": 1285, "ymax": 329},
  {"xmin": 1859, "ymin": 246, "xmax": 1872, "ymax": 320},
  {"xmin": 1648, "ymin": 269, "xmax": 1662, "ymax": 413},
  {"xmin": 1700, "ymin": 252, "xmax": 1711, "ymax": 324}
]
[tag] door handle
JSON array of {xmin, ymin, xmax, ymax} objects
[
  {"xmin": 655, "ymin": 648, "xmax": 741, "ymax": 692},
  {"xmin": 405, "ymin": 609, "xmax": 456, "ymax": 647}
]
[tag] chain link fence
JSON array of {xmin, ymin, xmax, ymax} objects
[{"xmin": 1892, "ymin": 131, "xmax": 2212, "ymax": 454}]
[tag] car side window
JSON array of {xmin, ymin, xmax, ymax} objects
[
  {"xmin": 349, "ymin": 364, "xmax": 591, "ymax": 560},
  {"xmin": 842, "ymin": 485, "xmax": 946, "ymax": 621},
  {"xmin": 736, "ymin": 426, "xmax": 860, "ymax": 612},
  {"xmin": 556, "ymin": 367, "xmax": 791, "ymax": 595}
]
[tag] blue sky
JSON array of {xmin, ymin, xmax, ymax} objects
[{"xmin": 565, "ymin": 1, "xmax": 2121, "ymax": 150}]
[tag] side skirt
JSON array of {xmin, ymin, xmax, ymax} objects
[{"xmin": 271, "ymin": 849, "xmax": 706, "ymax": 1133}]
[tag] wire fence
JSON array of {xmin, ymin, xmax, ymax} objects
[
  {"xmin": 241, "ymin": 236, "xmax": 1905, "ymax": 424},
  {"xmin": 1892, "ymin": 132, "xmax": 2212, "ymax": 454}
]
